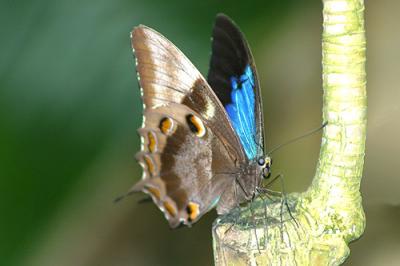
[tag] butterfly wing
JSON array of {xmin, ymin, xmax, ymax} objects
[
  {"xmin": 206, "ymin": 14, "xmax": 265, "ymax": 215},
  {"xmin": 207, "ymin": 14, "xmax": 265, "ymax": 161},
  {"xmin": 130, "ymin": 26, "xmax": 248, "ymax": 228}
]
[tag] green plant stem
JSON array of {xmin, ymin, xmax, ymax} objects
[{"xmin": 212, "ymin": 0, "xmax": 367, "ymax": 265}]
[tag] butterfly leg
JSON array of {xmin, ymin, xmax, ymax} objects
[
  {"xmin": 248, "ymin": 199, "xmax": 262, "ymax": 253},
  {"xmin": 257, "ymin": 173, "xmax": 299, "ymax": 228},
  {"xmin": 255, "ymin": 191, "xmax": 270, "ymax": 250},
  {"xmin": 254, "ymin": 187, "xmax": 287, "ymax": 242},
  {"xmin": 275, "ymin": 173, "xmax": 299, "ymax": 228},
  {"xmin": 234, "ymin": 177, "xmax": 263, "ymax": 253}
]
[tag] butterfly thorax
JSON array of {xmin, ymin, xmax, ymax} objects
[
  {"xmin": 223, "ymin": 154, "xmax": 272, "ymax": 208},
  {"xmin": 236, "ymin": 162, "xmax": 262, "ymax": 199}
]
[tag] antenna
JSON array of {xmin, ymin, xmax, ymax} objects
[{"xmin": 267, "ymin": 121, "xmax": 328, "ymax": 156}]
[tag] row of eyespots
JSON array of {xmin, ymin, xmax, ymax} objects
[
  {"xmin": 163, "ymin": 201, "xmax": 199, "ymax": 222},
  {"xmin": 155, "ymin": 115, "xmax": 203, "ymax": 222},
  {"xmin": 158, "ymin": 115, "xmax": 206, "ymax": 138},
  {"xmin": 144, "ymin": 186, "xmax": 177, "ymax": 217},
  {"xmin": 186, "ymin": 114, "xmax": 206, "ymax": 137},
  {"xmin": 144, "ymin": 187, "xmax": 200, "ymax": 222}
]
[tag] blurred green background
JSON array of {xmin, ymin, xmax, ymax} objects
[{"xmin": 1, "ymin": 0, "xmax": 399, "ymax": 265}]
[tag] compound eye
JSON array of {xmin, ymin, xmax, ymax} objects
[
  {"xmin": 262, "ymin": 167, "xmax": 271, "ymax": 179},
  {"xmin": 258, "ymin": 157, "xmax": 265, "ymax": 166}
]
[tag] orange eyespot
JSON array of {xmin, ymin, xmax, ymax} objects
[
  {"xmin": 163, "ymin": 201, "xmax": 177, "ymax": 217},
  {"xmin": 186, "ymin": 202, "xmax": 200, "ymax": 222},
  {"xmin": 186, "ymin": 114, "xmax": 206, "ymax": 137},
  {"xmin": 147, "ymin": 131, "xmax": 157, "ymax": 153},
  {"xmin": 159, "ymin": 117, "xmax": 175, "ymax": 135}
]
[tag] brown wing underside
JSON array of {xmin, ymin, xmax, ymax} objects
[{"xmin": 129, "ymin": 26, "xmax": 247, "ymax": 228}]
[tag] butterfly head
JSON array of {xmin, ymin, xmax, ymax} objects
[{"xmin": 257, "ymin": 156, "xmax": 272, "ymax": 179}]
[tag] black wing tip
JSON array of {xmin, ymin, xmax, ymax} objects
[
  {"xmin": 212, "ymin": 13, "xmax": 247, "ymax": 48},
  {"xmin": 216, "ymin": 13, "xmax": 230, "ymax": 20},
  {"xmin": 215, "ymin": 13, "xmax": 233, "ymax": 22},
  {"xmin": 214, "ymin": 13, "xmax": 240, "ymax": 29}
]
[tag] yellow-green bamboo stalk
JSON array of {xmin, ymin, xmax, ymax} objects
[{"xmin": 212, "ymin": 0, "xmax": 367, "ymax": 265}]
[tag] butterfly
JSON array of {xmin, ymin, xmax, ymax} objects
[{"xmin": 128, "ymin": 14, "xmax": 272, "ymax": 228}]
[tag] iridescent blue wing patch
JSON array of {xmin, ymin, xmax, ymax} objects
[
  {"xmin": 207, "ymin": 14, "xmax": 264, "ymax": 160},
  {"xmin": 225, "ymin": 65, "xmax": 257, "ymax": 159}
]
